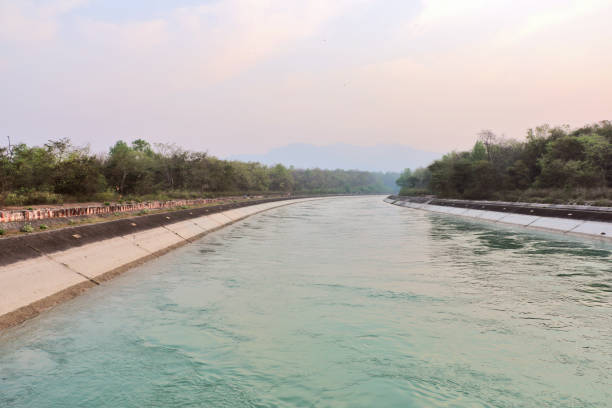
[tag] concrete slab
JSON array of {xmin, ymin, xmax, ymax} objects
[
  {"xmin": 0, "ymin": 258, "xmax": 87, "ymax": 316},
  {"xmin": 209, "ymin": 213, "xmax": 233, "ymax": 225},
  {"xmin": 386, "ymin": 197, "xmax": 611, "ymax": 242},
  {"xmin": 250, "ymin": 202, "xmax": 270, "ymax": 210},
  {"xmin": 569, "ymin": 221, "xmax": 612, "ymax": 238},
  {"xmin": 426, "ymin": 205, "xmax": 467, "ymax": 215},
  {"xmin": 192, "ymin": 215, "xmax": 223, "ymax": 231},
  {"xmin": 163, "ymin": 220, "xmax": 207, "ymax": 240},
  {"xmin": 123, "ymin": 227, "xmax": 184, "ymax": 254},
  {"xmin": 264, "ymin": 202, "xmax": 282, "ymax": 209},
  {"xmin": 529, "ymin": 217, "xmax": 584, "ymax": 232},
  {"xmin": 50, "ymin": 237, "xmax": 151, "ymax": 280},
  {"xmin": 244, "ymin": 206, "xmax": 264, "ymax": 215},
  {"xmin": 425, "ymin": 205, "xmax": 454, "ymax": 213},
  {"xmin": 247, "ymin": 203, "xmax": 270, "ymax": 211},
  {"xmin": 497, "ymin": 214, "xmax": 539, "ymax": 226},
  {"xmin": 256, "ymin": 203, "xmax": 274, "ymax": 209},
  {"xmin": 220, "ymin": 209, "xmax": 245, "ymax": 221},
  {"xmin": 256, "ymin": 203, "xmax": 279, "ymax": 211},
  {"xmin": 241, "ymin": 205, "xmax": 264, "ymax": 215},
  {"xmin": 463, "ymin": 209, "xmax": 488, "ymax": 218},
  {"xmin": 475, "ymin": 211, "xmax": 508, "ymax": 221},
  {"xmin": 444, "ymin": 207, "xmax": 469, "ymax": 215}
]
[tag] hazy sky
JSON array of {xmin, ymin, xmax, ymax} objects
[{"xmin": 1, "ymin": 0, "xmax": 611, "ymax": 157}]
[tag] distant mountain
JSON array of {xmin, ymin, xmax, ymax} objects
[{"xmin": 230, "ymin": 143, "xmax": 442, "ymax": 173}]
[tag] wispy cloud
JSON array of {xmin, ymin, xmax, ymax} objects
[
  {"xmin": 0, "ymin": 0, "xmax": 86, "ymax": 44},
  {"xmin": 493, "ymin": 0, "xmax": 612, "ymax": 46},
  {"xmin": 1, "ymin": 0, "xmax": 611, "ymax": 156},
  {"xmin": 402, "ymin": 0, "xmax": 612, "ymax": 50}
]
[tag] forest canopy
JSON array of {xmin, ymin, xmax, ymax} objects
[
  {"xmin": 0, "ymin": 139, "xmax": 398, "ymax": 206},
  {"xmin": 396, "ymin": 121, "xmax": 612, "ymax": 204}
]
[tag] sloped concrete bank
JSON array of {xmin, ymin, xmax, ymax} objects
[
  {"xmin": 384, "ymin": 196, "xmax": 612, "ymax": 241},
  {"xmin": 0, "ymin": 197, "xmax": 324, "ymax": 330}
]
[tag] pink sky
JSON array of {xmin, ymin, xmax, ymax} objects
[{"xmin": 1, "ymin": 0, "xmax": 611, "ymax": 157}]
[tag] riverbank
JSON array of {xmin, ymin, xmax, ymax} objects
[
  {"xmin": 2, "ymin": 196, "xmax": 609, "ymax": 407},
  {"xmin": 385, "ymin": 195, "xmax": 612, "ymax": 241},
  {"xmin": 0, "ymin": 196, "xmax": 325, "ymax": 330}
]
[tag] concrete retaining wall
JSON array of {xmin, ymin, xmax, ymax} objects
[
  {"xmin": 384, "ymin": 197, "xmax": 612, "ymax": 241},
  {"xmin": 0, "ymin": 197, "xmax": 321, "ymax": 330},
  {"xmin": 0, "ymin": 196, "xmax": 262, "ymax": 225}
]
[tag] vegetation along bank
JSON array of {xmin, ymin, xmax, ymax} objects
[
  {"xmin": 395, "ymin": 121, "xmax": 611, "ymax": 206},
  {"xmin": 0, "ymin": 139, "xmax": 398, "ymax": 207}
]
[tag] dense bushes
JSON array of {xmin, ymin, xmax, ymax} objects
[
  {"xmin": 397, "ymin": 121, "xmax": 612, "ymax": 203},
  {"xmin": 0, "ymin": 138, "xmax": 398, "ymax": 206}
]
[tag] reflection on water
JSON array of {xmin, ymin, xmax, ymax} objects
[
  {"xmin": 0, "ymin": 197, "xmax": 610, "ymax": 407},
  {"xmin": 428, "ymin": 215, "xmax": 611, "ymax": 303}
]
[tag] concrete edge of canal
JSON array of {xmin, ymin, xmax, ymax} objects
[
  {"xmin": 385, "ymin": 196, "xmax": 612, "ymax": 242},
  {"xmin": 0, "ymin": 196, "xmax": 326, "ymax": 331}
]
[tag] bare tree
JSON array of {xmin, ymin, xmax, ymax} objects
[{"xmin": 478, "ymin": 130, "xmax": 497, "ymax": 162}]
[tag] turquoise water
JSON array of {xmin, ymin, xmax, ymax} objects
[{"xmin": 1, "ymin": 197, "xmax": 611, "ymax": 407}]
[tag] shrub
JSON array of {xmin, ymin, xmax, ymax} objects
[
  {"xmin": 398, "ymin": 187, "xmax": 430, "ymax": 196},
  {"xmin": 3, "ymin": 193, "xmax": 24, "ymax": 206},
  {"xmin": 4, "ymin": 191, "xmax": 63, "ymax": 206},
  {"xmin": 0, "ymin": 229, "xmax": 5, "ymax": 235},
  {"xmin": 39, "ymin": 224, "xmax": 49, "ymax": 230},
  {"xmin": 104, "ymin": 201, "xmax": 111, "ymax": 206},
  {"xmin": 20, "ymin": 224, "xmax": 34, "ymax": 233},
  {"xmin": 92, "ymin": 190, "xmax": 117, "ymax": 203}
]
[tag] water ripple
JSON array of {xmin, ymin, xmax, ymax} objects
[{"xmin": 0, "ymin": 197, "xmax": 610, "ymax": 407}]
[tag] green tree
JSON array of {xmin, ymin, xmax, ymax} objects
[
  {"xmin": 105, "ymin": 141, "xmax": 153, "ymax": 194},
  {"xmin": 507, "ymin": 160, "xmax": 531, "ymax": 189},
  {"xmin": 396, "ymin": 168, "xmax": 412, "ymax": 188},
  {"xmin": 11, "ymin": 144, "xmax": 55, "ymax": 190},
  {"xmin": 470, "ymin": 141, "xmax": 487, "ymax": 161},
  {"xmin": 465, "ymin": 160, "xmax": 495, "ymax": 198},
  {"xmin": 54, "ymin": 155, "xmax": 106, "ymax": 196},
  {"xmin": 270, "ymin": 164, "xmax": 294, "ymax": 192},
  {"xmin": 579, "ymin": 134, "xmax": 612, "ymax": 186}
]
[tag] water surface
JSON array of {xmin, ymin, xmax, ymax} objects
[{"xmin": 1, "ymin": 197, "xmax": 611, "ymax": 407}]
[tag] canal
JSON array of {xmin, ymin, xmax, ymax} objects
[{"xmin": 1, "ymin": 196, "xmax": 610, "ymax": 407}]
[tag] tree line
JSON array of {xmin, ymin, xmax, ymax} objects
[
  {"xmin": 397, "ymin": 121, "xmax": 612, "ymax": 203},
  {"xmin": 0, "ymin": 139, "xmax": 398, "ymax": 206}
]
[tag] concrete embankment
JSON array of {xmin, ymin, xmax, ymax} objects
[
  {"xmin": 384, "ymin": 196, "xmax": 612, "ymax": 241},
  {"xmin": 0, "ymin": 196, "xmax": 272, "ymax": 231},
  {"xmin": 0, "ymin": 197, "xmax": 322, "ymax": 330}
]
